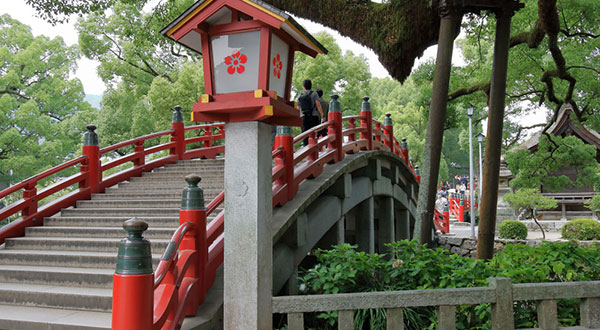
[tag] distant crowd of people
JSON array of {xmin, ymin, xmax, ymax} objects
[{"xmin": 436, "ymin": 175, "xmax": 477, "ymax": 213}]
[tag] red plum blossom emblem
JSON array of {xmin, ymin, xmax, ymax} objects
[
  {"xmin": 225, "ymin": 51, "xmax": 247, "ymax": 75},
  {"xmin": 272, "ymin": 53, "xmax": 283, "ymax": 79}
]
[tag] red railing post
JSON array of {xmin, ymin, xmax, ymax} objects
[
  {"xmin": 328, "ymin": 95, "xmax": 343, "ymax": 162},
  {"xmin": 360, "ymin": 96, "xmax": 373, "ymax": 150},
  {"xmin": 459, "ymin": 198, "xmax": 465, "ymax": 223},
  {"xmin": 375, "ymin": 121, "xmax": 382, "ymax": 144},
  {"xmin": 348, "ymin": 118, "xmax": 356, "ymax": 143},
  {"xmin": 82, "ymin": 124, "xmax": 101, "ymax": 194},
  {"xmin": 204, "ymin": 126, "xmax": 213, "ymax": 148},
  {"xmin": 171, "ymin": 105, "xmax": 185, "ymax": 160},
  {"xmin": 383, "ymin": 113, "xmax": 394, "ymax": 152},
  {"xmin": 274, "ymin": 126, "xmax": 296, "ymax": 201},
  {"xmin": 179, "ymin": 174, "xmax": 207, "ymax": 314},
  {"xmin": 308, "ymin": 131, "xmax": 318, "ymax": 162},
  {"xmin": 400, "ymin": 138, "xmax": 409, "ymax": 163},
  {"xmin": 21, "ymin": 181, "xmax": 37, "ymax": 218},
  {"xmin": 133, "ymin": 140, "xmax": 145, "ymax": 171},
  {"xmin": 443, "ymin": 204, "xmax": 450, "ymax": 233},
  {"xmin": 112, "ymin": 219, "xmax": 154, "ymax": 330}
]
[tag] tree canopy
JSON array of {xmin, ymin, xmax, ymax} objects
[
  {"xmin": 0, "ymin": 14, "xmax": 93, "ymax": 184},
  {"xmin": 292, "ymin": 31, "xmax": 370, "ymax": 113}
]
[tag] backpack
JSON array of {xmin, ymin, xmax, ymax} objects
[{"xmin": 298, "ymin": 91, "xmax": 316, "ymax": 116}]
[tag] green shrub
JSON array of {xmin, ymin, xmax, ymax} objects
[
  {"xmin": 498, "ymin": 220, "xmax": 528, "ymax": 240},
  {"xmin": 562, "ymin": 218, "xmax": 600, "ymax": 240},
  {"xmin": 299, "ymin": 240, "xmax": 600, "ymax": 329}
]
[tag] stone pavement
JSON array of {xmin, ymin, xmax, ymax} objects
[{"xmin": 448, "ymin": 222, "xmax": 563, "ymax": 241}]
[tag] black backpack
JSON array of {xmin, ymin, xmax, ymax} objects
[{"xmin": 298, "ymin": 91, "xmax": 316, "ymax": 116}]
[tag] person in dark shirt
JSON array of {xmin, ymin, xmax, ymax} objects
[{"xmin": 297, "ymin": 79, "xmax": 324, "ymax": 146}]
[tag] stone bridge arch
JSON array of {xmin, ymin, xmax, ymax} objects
[{"xmin": 271, "ymin": 150, "xmax": 419, "ymax": 294}]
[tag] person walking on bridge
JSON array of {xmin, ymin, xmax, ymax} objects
[
  {"xmin": 316, "ymin": 88, "xmax": 329, "ymax": 137},
  {"xmin": 297, "ymin": 79, "xmax": 324, "ymax": 146}
]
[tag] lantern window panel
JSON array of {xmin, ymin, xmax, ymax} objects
[
  {"xmin": 268, "ymin": 33, "xmax": 289, "ymax": 98},
  {"xmin": 178, "ymin": 30, "xmax": 203, "ymax": 54},
  {"xmin": 206, "ymin": 7, "xmax": 232, "ymax": 26},
  {"xmin": 211, "ymin": 31, "xmax": 261, "ymax": 94}
]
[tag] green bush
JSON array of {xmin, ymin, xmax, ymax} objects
[
  {"xmin": 498, "ymin": 220, "xmax": 528, "ymax": 240},
  {"xmin": 298, "ymin": 240, "xmax": 600, "ymax": 329},
  {"xmin": 562, "ymin": 218, "xmax": 600, "ymax": 240}
]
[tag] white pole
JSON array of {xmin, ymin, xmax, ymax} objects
[{"xmin": 468, "ymin": 114, "xmax": 476, "ymax": 238}]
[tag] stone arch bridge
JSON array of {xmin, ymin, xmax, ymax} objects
[{"xmin": 0, "ymin": 99, "xmax": 419, "ymax": 329}]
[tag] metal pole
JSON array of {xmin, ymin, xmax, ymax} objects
[
  {"xmin": 415, "ymin": 8, "xmax": 461, "ymax": 244},
  {"xmin": 468, "ymin": 114, "xmax": 475, "ymax": 238}
]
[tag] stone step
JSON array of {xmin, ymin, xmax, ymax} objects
[
  {"xmin": 4, "ymin": 237, "xmax": 169, "ymax": 253},
  {"xmin": 163, "ymin": 160, "xmax": 224, "ymax": 166},
  {"xmin": 76, "ymin": 199, "xmax": 181, "ymax": 208},
  {"xmin": 26, "ymin": 226, "xmax": 175, "ymax": 239},
  {"xmin": 114, "ymin": 182, "xmax": 223, "ymax": 189},
  {"xmin": 143, "ymin": 170, "xmax": 224, "ymax": 177},
  {"xmin": 44, "ymin": 216, "xmax": 220, "ymax": 228},
  {"xmin": 146, "ymin": 167, "xmax": 224, "ymax": 173},
  {"xmin": 92, "ymin": 192, "xmax": 222, "ymax": 200},
  {"xmin": 0, "ymin": 304, "xmax": 111, "ymax": 330},
  {"xmin": 128, "ymin": 176, "xmax": 224, "ymax": 183},
  {"xmin": 151, "ymin": 165, "xmax": 225, "ymax": 177},
  {"xmin": 60, "ymin": 207, "xmax": 180, "ymax": 217},
  {"xmin": 44, "ymin": 216, "xmax": 181, "ymax": 227},
  {"xmin": 0, "ymin": 283, "xmax": 111, "ymax": 312},
  {"xmin": 0, "ymin": 265, "xmax": 114, "ymax": 288},
  {"xmin": 103, "ymin": 185, "xmax": 224, "ymax": 195},
  {"xmin": 0, "ymin": 249, "xmax": 161, "ymax": 269}
]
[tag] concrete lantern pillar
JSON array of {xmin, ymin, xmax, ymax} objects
[{"xmin": 223, "ymin": 121, "xmax": 273, "ymax": 330}]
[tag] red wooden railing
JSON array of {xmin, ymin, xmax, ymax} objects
[
  {"xmin": 449, "ymin": 193, "xmax": 466, "ymax": 223},
  {"xmin": 0, "ymin": 116, "xmax": 224, "ymax": 245},
  {"xmin": 150, "ymin": 192, "xmax": 224, "ymax": 330},
  {"xmin": 433, "ymin": 208, "xmax": 450, "ymax": 234},
  {"xmin": 272, "ymin": 100, "xmax": 418, "ymax": 207}
]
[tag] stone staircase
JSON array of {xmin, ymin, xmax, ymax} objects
[{"xmin": 0, "ymin": 158, "xmax": 224, "ymax": 330}]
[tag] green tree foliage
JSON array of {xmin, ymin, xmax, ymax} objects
[
  {"xmin": 292, "ymin": 31, "xmax": 370, "ymax": 113},
  {"xmin": 369, "ymin": 76, "xmax": 429, "ymax": 165},
  {"xmin": 25, "ymin": 0, "xmax": 115, "ymax": 24},
  {"xmin": 449, "ymin": 0, "xmax": 600, "ymax": 147},
  {"xmin": 505, "ymin": 135, "xmax": 600, "ymax": 191},
  {"xmin": 503, "ymin": 188, "xmax": 558, "ymax": 218},
  {"xmin": 368, "ymin": 71, "xmax": 464, "ymax": 180},
  {"xmin": 76, "ymin": 0, "xmax": 202, "ymax": 146},
  {"xmin": 585, "ymin": 195, "xmax": 600, "ymax": 218},
  {"xmin": 0, "ymin": 14, "xmax": 94, "ymax": 184}
]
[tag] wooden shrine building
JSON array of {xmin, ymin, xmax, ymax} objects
[{"xmin": 518, "ymin": 103, "xmax": 600, "ymax": 220}]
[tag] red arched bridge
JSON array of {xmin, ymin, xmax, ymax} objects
[{"xmin": 0, "ymin": 97, "xmax": 437, "ymax": 329}]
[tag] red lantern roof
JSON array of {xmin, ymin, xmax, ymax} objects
[{"xmin": 161, "ymin": 0, "xmax": 327, "ymax": 57}]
